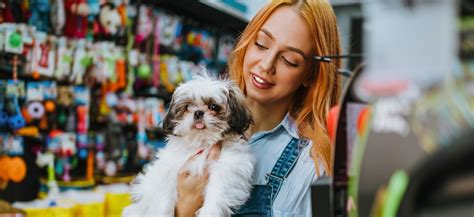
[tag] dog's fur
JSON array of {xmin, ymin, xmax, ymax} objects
[{"xmin": 122, "ymin": 75, "xmax": 255, "ymax": 217}]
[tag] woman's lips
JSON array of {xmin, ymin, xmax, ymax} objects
[{"xmin": 251, "ymin": 73, "xmax": 274, "ymax": 89}]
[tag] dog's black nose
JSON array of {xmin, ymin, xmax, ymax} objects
[{"xmin": 194, "ymin": 110, "xmax": 204, "ymax": 119}]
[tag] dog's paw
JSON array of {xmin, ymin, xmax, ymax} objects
[{"xmin": 197, "ymin": 207, "xmax": 227, "ymax": 217}]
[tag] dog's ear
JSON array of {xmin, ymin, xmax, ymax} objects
[
  {"xmin": 162, "ymin": 99, "xmax": 176, "ymax": 133},
  {"xmin": 226, "ymin": 83, "xmax": 253, "ymax": 135}
]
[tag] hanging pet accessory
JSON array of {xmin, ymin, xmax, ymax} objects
[
  {"xmin": 7, "ymin": 61, "xmax": 26, "ymax": 130},
  {"xmin": 8, "ymin": 96, "xmax": 26, "ymax": 130},
  {"xmin": 0, "ymin": 83, "xmax": 8, "ymax": 127},
  {"xmin": 27, "ymin": 101, "xmax": 46, "ymax": 119}
]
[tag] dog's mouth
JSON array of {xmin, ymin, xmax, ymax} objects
[{"xmin": 194, "ymin": 120, "xmax": 206, "ymax": 130}]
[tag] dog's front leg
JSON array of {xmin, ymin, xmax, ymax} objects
[
  {"xmin": 197, "ymin": 164, "xmax": 231, "ymax": 217},
  {"xmin": 146, "ymin": 167, "xmax": 180, "ymax": 217}
]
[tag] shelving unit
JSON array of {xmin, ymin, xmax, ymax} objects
[{"xmin": 151, "ymin": 0, "xmax": 248, "ymax": 34}]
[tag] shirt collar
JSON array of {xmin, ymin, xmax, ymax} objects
[
  {"xmin": 281, "ymin": 112, "xmax": 299, "ymax": 139},
  {"xmin": 249, "ymin": 112, "xmax": 300, "ymax": 143}
]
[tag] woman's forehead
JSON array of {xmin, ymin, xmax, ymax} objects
[{"xmin": 259, "ymin": 6, "xmax": 314, "ymax": 55}]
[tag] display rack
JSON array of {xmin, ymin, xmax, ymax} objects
[
  {"xmin": 152, "ymin": 0, "xmax": 248, "ymax": 34},
  {"xmin": 0, "ymin": 1, "xmax": 249, "ymax": 213}
]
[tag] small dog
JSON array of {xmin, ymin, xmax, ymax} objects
[{"xmin": 123, "ymin": 75, "xmax": 255, "ymax": 217}]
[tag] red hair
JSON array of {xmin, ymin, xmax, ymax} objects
[{"xmin": 228, "ymin": 0, "xmax": 342, "ymax": 176}]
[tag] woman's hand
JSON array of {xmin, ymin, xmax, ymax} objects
[{"xmin": 175, "ymin": 143, "xmax": 222, "ymax": 217}]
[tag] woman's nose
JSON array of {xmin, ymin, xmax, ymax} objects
[{"xmin": 259, "ymin": 51, "xmax": 277, "ymax": 75}]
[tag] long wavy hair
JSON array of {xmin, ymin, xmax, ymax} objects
[{"xmin": 228, "ymin": 0, "xmax": 341, "ymax": 176}]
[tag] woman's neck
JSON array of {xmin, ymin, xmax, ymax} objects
[{"xmin": 246, "ymin": 99, "xmax": 289, "ymax": 137}]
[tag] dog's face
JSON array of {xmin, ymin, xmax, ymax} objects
[{"xmin": 163, "ymin": 76, "xmax": 253, "ymax": 139}]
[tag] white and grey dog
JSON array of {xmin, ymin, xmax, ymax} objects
[{"xmin": 122, "ymin": 75, "xmax": 255, "ymax": 217}]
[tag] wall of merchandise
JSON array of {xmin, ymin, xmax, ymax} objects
[{"xmin": 0, "ymin": 0, "xmax": 240, "ymax": 205}]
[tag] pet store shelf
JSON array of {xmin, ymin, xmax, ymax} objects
[{"xmin": 153, "ymin": 0, "xmax": 248, "ymax": 33}]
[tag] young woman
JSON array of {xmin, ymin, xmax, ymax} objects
[{"xmin": 176, "ymin": 0, "xmax": 342, "ymax": 216}]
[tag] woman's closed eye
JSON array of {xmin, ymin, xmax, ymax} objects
[
  {"xmin": 255, "ymin": 41, "xmax": 268, "ymax": 50},
  {"xmin": 281, "ymin": 56, "xmax": 298, "ymax": 67}
]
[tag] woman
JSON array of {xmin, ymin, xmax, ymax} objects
[{"xmin": 176, "ymin": 0, "xmax": 341, "ymax": 216}]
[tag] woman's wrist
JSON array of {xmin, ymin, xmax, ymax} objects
[{"xmin": 175, "ymin": 196, "xmax": 202, "ymax": 217}]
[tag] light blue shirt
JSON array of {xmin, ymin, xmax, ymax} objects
[{"xmin": 248, "ymin": 113, "xmax": 324, "ymax": 217}]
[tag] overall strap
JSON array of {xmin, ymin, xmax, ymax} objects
[{"xmin": 266, "ymin": 138, "xmax": 309, "ymax": 204}]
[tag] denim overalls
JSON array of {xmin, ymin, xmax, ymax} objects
[{"xmin": 232, "ymin": 138, "xmax": 309, "ymax": 217}]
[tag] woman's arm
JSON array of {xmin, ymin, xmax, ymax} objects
[{"xmin": 175, "ymin": 144, "xmax": 221, "ymax": 217}]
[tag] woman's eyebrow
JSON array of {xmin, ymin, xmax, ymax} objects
[
  {"xmin": 260, "ymin": 28, "xmax": 274, "ymax": 39},
  {"xmin": 260, "ymin": 28, "xmax": 308, "ymax": 60},
  {"xmin": 285, "ymin": 46, "xmax": 308, "ymax": 60}
]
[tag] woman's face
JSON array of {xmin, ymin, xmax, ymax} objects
[{"xmin": 243, "ymin": 6, "xmax": 314, "ymax": 107}]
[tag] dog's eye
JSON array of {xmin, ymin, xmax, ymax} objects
[{"xmin": 208, "ymin": 103, "xmax": 221, "ymax": 112}]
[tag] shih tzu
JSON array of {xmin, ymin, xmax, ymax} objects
[{"xmin": 123, "ymin": 75, "xmax": 255, "ymax": 217}]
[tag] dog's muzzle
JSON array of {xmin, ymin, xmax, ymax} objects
[
  {"xmin": 194, "ymin": 110, "xmax": 206, "ymax": 129},
  {"xmin": 194, "ymin": 110, "xmax": 204, "ymax": 119}
]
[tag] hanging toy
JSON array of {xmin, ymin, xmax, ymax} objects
[
  {"xmin": 89, "ymin": 42, "xmax": 108, "ymax": 84},
  {"xmin": 44, "ymin": 100, "xmax": 56, "ymax": 113},
  {"xmin": 0, "ymin": 82, "xmax": 8, "ymax": 127},
  {"xmin": 39, "ymin": 39, "xmax": 52, "ymax": 68},
  {"xmin": 97, "ymin": 3, "xmax": 122, "ymax": 37},
  {"xmin": 104, "ymin": 160, "xmax": 117, "ymax": 177},
  {"xmin": 16, "ymin": 126, "xmax": 40, "ymax": 137},
  {"xmin": 0, "ymin": 156, "xmax": 11, "ymax": 188},
  {"xmin": 36, "ymin": 152, "xmax": 59, "ymax": 196},
  {"xmin": 4, "ymin": 26, "xmax": 23, "ymax": 54},
  {"xmin": 55, "ymin": 38, "xmax": 74, "ymax": 81},
  {"xmin": 8, "ymin": 156, "xmax": 27, "ymax": 183},
  {"xmin": 217, "ymin": 35, "xmax": 235, "ymax": 64},
  {"xmin": 42, "ymin": 81, "xmax": 57, "ymax": 101},
  {"xmin": 48, "ymin": 132, "xmax": 76, "ymax": 181},
  {"xmin": 29, "ymin": 0, "xmax": 51, "ymax": 32},
  {"xmin": 27, "ymin": 101, "xmax": 46, "ymax": 120},
  {"xmin": 26, "ymin": 82, "xmax": 44, "ymax": 102},
  {"xmin": 159, "ymin": 55, "xmax": 175, "ymax": 93},
  {"xmin": 202, "ymin": 32, "xmax": 216, "ymax": 64},
  {"xmin": 21, "ymin": 26, "xmax": 36, "ymax": 77},
  {"xmin": 95, "ymin": 132, "xmax": 106, "ymax": 171},
  {"xmin": 50, "ymin": 0, "xmax": 66, "ymax": 35},
  {"xmin": 158, "ymin": 12, "xmax": 181, "ymax": 48},
  {"xmin": 0, "ymin": 156, "xmax": 27, "ymax": 184},
  {"xmin": 64, "ymin": 0, "xmax": 89, "ymax": 38},
  {"xmin": 137, "ymin": 53, "xmax": 151, "ymax": 79},
  {"xmin": 87, "ymin": 0, "xmax": 100, "ymax": 21},
  {"xmin": 7, "ymin": 60, "xmax": 26, "ymax": 131},
  {"xmin": 70, "ymin": 39, "xmax": 91, "ymax": 84},
  {"xmin": 32, "ymin": 33, "xmax": 56, "ymax": 77},
  {"xmin": 44, "ymin": 100, "xmax": 57, "ymax": 130},
  {"xmin": 0, "ymin": 0, "xmax": 15, "ymax": 23},
  {"xmin": 136, "ymin": 99, "xmax": 149, "ymax": 160},
  {"xmin": 112, "ymin": 52, "xmax": 127, "ymax": 91},
  {"xmin": 86, "ymin": 149, "xmax": 94, "ymax": 180},
  {"xmin": 8, "ymin": 97, "xmax": 25, "ymax": 130},
  {"xmin": 76, "ymin": 105, "xmax": 88, "ymax": 159},
  {"xmin": 57, "ymin": 86, "xmax": 74, "ymax": 107},
  {"xmin": 134, "ymin": 5, "xmax": 153, "ymax": 44},
  {"xmin": 125, "ymin": 49, "xmax": 138, "ymax": 95},
  {"xmin": 152, "ymin": 15, "xmax": 161, "ymax": 88},
  {"xmin": 74, "ymin": 86, "xmax": 90, "ymax": 106},
  {"xmin": 85, "ymin": 0, "xmax": 100, "ymax": 40},
  {"xmin": 5, "ymin": 135, "xmax": 24, "ymax": 156}
]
